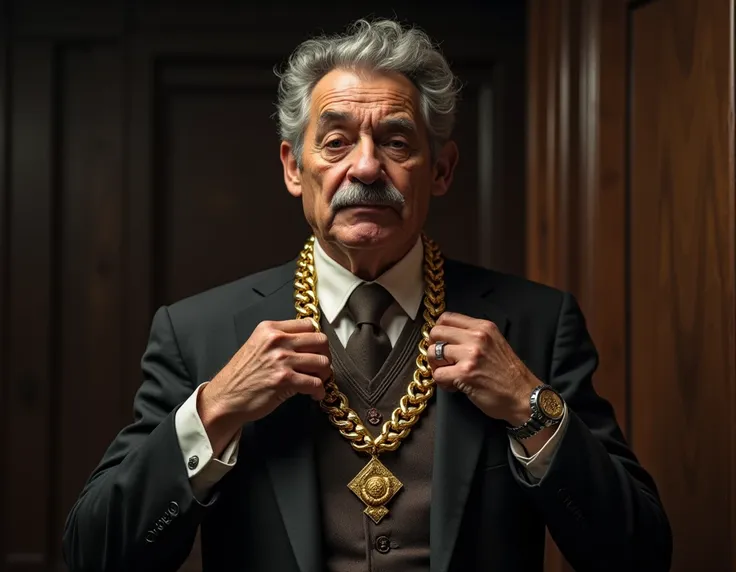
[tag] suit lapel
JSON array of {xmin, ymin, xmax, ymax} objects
[
  {"xmin": 233, "ymin": 262, "xmax": 323, "ymax": 572},
  {"xmin": 430, "ymin": 261, "xmax": 509, "ymax": 572}
]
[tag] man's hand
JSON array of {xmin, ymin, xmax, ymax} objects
[
  {"xmin": 197, "ymin": 319, "xmax": 331, "ymax": 456},
  {"xmin": 427, "ymin": 312, "xmax": 540, "ymax": 427}
]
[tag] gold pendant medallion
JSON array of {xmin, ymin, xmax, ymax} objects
[{"xmin": 348, "ymin": 456, "xmax": 403, "ymax": 524}]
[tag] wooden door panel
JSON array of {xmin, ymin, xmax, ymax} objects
[
  {"xmin": 56, "ymin": 42, "xmax": 127, "ymax": 560},
  {"xmin": 2, "ymin": 39, "xmax": 129, "ymax": 572},
  {"xmin": 527, "ymin": 1, "xmax": 736, "ymax": 571},
  {"xmin": 629, "ymin": 1, "xmax": 735, "ymax": 569},
  {"xmin": 5, "ymin": 40, "xmax": 54, "ymax": 572},
  {"xmin": 154, "ymin": 59, "xmax": 309, "ymax": 305}
]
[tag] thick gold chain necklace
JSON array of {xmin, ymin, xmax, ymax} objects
[{"xmin": 294, "ymin": 234, "xmax": 446, "ymax": 523}]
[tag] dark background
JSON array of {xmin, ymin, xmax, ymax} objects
[{"xmin": 0, "ymin": 1, "xmax": 734, "ymax": 571}]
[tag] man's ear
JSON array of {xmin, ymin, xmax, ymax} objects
[
  {"xmin": 280, "ymin": 141, "xmax": 302, "ymax": 197},
  {"xmin": 430, "ymin": 140, "xmax": 459, "ymax": 197}
]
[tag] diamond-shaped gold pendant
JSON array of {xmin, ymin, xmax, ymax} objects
[{"xmin": 347, "ymin": 456, "xmax": 403, "ymax": 524}]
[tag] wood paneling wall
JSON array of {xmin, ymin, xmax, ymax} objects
[{"xmin": 527, "ymin": 1, "xmax": 736, "ymax": 571}]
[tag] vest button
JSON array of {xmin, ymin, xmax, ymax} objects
[
  {"xmin": 375, "ymin": 535, "xmax": 391, "ymax": 554},
  {"xmin": 367, "ymin": 408, "xmax": 382, "ymax": 426}
]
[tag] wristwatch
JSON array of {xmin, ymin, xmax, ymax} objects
[{"xmin": 507, "ymin": 384, "xmax": 565, "ymax": 440}]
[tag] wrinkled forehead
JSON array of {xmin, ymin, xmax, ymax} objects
[{"xmin": 307, "ymin": 69, "xmax": 425, "ymax": 134}]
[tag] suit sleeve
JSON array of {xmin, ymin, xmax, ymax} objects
[
  {"xmin": 509, "ymin": 292, "xmax": 673, "ymax": 572},
  {"xmin": 62, "ymin": 306, "xmax": 218, "ymax": 572}
]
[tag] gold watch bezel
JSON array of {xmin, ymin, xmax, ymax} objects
[{"xmin": 534, "ymin": 387, "xmax": 565, "ymax": 421}]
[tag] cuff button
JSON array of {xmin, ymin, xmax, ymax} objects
[
  {"xmin": 188, "ymin": 455, "xmax": 199, "ymax": 470},
  {"xmin": 168, "ymin": 501, "xmax": 180, "ymax": 517}
]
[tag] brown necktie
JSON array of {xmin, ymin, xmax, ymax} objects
[{"xmin": 345, "ymin": 283, "xmax": 394, "ymax": 380}]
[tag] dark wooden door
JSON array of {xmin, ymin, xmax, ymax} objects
[
  {"xmin": 0, "ymin": 2, "xmax": 527, "ymax": 570},
  {"xmin": 527, "ymin": 1, "xmax": 736, "ymax": 571}
]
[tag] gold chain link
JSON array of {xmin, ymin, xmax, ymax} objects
[{"xmin": 294, "ymin": 234, "xmax": 446, "ymax": 456}]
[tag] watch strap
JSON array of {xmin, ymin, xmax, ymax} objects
[{"xmin": 507, "ymin": 416, "xmax": 546, "ymax": 440}]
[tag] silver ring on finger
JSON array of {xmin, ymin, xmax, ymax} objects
[{"xmin": 435, "ymin": 341, "xmax": 448, "ymax": 361}]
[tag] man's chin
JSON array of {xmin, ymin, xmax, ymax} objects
[{"xmin": 328, "ymin": 222, "xmax": 398, "ymax": 249}]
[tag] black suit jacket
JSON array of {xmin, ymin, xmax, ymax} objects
[{"xmin": 62, "ymin": 258, "xmax": 672, "ymax": 572}]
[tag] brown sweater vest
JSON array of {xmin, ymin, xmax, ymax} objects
[{"xmin": 315, "ymin": 314, "xmax": 436, "ymax": 572}]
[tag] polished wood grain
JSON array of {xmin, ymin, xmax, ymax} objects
[
  {"xmin": 574, "ymin": 0, "xmax": 630, "ymax": 428},
  {"xmin": 529, "ymin": 0, "xmax": 736, "ymax": 570},
  {"xmin": 629, "ymin": 0, "xmax": 735, "ymax": 569},
  {"xmin": 527, "ymin": 0, "xmax": 561, "ymax": 290}
]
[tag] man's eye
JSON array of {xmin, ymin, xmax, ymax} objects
[
  {"xmin": 387, "ymin": 140, "xmax": 408, "ymax": 149},
  {"xmin": 325, "ymin": 139, "xmax": 345, "ymax": 149}
]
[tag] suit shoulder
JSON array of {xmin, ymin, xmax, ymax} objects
[
  {"xmin": 445, "ymin": 259, "xmax": 567, "ymax": 309},
  {"xmin": 164, "ymin": 259, "xmax": 296, "ymax": 325}
]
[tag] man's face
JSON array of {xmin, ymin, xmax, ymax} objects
[{"xmin": 281, "ymin": 68, "xmax": 457, "ymax": 254}]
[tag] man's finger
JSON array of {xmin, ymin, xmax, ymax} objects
[
  {"xmin": 289, "ymin": 372, "xmax": 326, "ymax": 401},
  {"xmin": 428, "ymin": 324, "xmax": 476, "ymax": 345},
  {"xmin": 290, "ymin": 352, "xmax": 332, "ymax": 380},
  {"xmin": 285, "ymin": 332, "xmax": 330, "ymax": 354},
  {"xmin": 272, "ymin": 318, "xmax": 319, "ymax": 333},
  {"xmin": 431, "ymin": 363, "xmax": 462, "ymax": 392},
  {"xmin": 436, "ymin": 312, "xmax": 492, "ymax": 330}
]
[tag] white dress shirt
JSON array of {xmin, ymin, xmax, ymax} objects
[{"xmin": 175, "ymin": 237, "xmax": 569, "ymax": 499}]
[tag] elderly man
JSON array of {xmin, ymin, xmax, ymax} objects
[{"xmin": 63, "ymin": 18, "xmax": 672, "ymax": 572}]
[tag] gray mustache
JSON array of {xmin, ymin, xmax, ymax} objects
[{"xmin": 330, "ymin": 181, "xmax": 405, "ymax": 212}]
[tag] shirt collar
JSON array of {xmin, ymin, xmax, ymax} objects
[{"xmin": 313, "ymin": 237, "xmax": 425, "ymax": 324}]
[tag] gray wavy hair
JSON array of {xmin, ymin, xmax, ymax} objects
[{"xmin": 275, "ymin": 18, "xmax": 462, "ymax": 167}]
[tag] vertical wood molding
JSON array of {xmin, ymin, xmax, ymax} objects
[
  {"xmin": 124, "ymin": 37, "xmax": 154, "ymax": 418},
  {"xmin": 527, "ymin": 1, "xmax": 627, "ymax": 570},
  {"xmin": 730, "ymin": 5, "xmax": 736, "ymax": 570},
  {"xmin": 527, "ymin": 0, "xmax": 557, "ymax": 288},
  {"xmin": 527, "ymin": 4, "xmax": 571, "ymax": 571},
  {"xmin": 55, "ymin": 42, "xmax": 127, "ymax": 567},
  {"xmin": 579, "ymin": 0, "xmax": 628, "ymax": 429},
  {"xmin": 5, "ymin": 40, "xmax": 54, "ymax": 571},
  {"xmin": 477, "ymin": 83, "xmax": 494, "ymax": 269},
  {"xmin": 0, "ymin": 5, "xmax": 9, "ymax": 567}
]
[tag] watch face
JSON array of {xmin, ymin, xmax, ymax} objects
[{"xmin": 538, "ymin": 389, "xmax": 564, "ymax": 419}]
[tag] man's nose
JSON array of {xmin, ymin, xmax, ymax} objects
[{"xmin": 346, "ymin": 137, "xmax": 382, "ymax": 185}]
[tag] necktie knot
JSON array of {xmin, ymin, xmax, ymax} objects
[
  {"xmin": 347, "ymin": 283, "xmax": 394, "ymax": 327},
  {"xmin": 345, "ymin": 283, "xmax": 394, "ymax": 382}
]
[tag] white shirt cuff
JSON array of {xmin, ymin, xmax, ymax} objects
[
  {"xmin": 174, "ymin": 382, "xmax": 240, "ymax": 500},
  {"xmin": 508, "ymin": 404, "xmax": 569, "ymax": 480}
]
